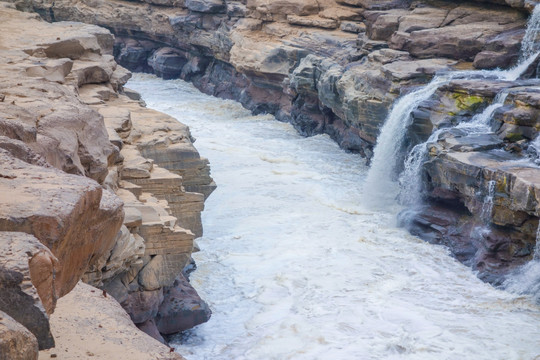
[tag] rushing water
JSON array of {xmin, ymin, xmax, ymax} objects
[
  {"xmin": 128, "ymin": 75, "xmax": 540, "ymax": 360},
  {"xmin": 365, "ymin": 4, "xmax": 540, "ymax": 208}
]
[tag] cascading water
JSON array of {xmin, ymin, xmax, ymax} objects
[
  {"xmin": 363, "ymin": 56, "xmax": 538, "ymax": 208},
  {"xmin": 480, "ymin": 180, "xmax": 496, "ymax": 224},
  {"xmin": 520, "ymin": 5, "xmax": 540, "ymax": 62},
  {"xmin": 366, "ymin": 4, "xmax": 540, "ymax": 210},
  {"xmin": 128, "ymin": 75, "xmax": 540, "ymax": 359},
  {"xmin": 503, "ymin": 224, "xmax": 540, "ymax": 303}
]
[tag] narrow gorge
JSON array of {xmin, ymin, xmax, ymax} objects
[{"xmin": 1, "ymin": 0, "xmax": 540, "ymax": 359}]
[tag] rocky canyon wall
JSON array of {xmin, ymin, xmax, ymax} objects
[
  {"xmin": 10, "ymin": 0, "xmax": 540, "ymax": 284},
  {"xmin": 0, "ymin": 4, "xmax": 214, "ymax": 359}
]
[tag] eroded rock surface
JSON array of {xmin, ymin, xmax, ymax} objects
[
  {"xmin": 11, "ymin": 0, "xmax": 540, "ymax": 282},
  {"xmin": 0, "ymin": 4, "xmax": 213, "ymax": 356}
]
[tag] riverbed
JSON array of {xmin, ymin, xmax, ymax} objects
[{"xmin": 128, "ymin": 74, "xmax": 540, "ymax": 360}]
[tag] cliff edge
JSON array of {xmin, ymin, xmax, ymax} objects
[{"xmin": 0, "ymin": 4, "xmax": 215, "ymax": 359}]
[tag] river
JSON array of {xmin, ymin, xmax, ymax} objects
[{"xmin": 127, "ymin": 74, "xmax": 540, "ymax": 360}]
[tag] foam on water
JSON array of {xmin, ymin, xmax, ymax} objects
[{"xmin": 128, "ymin": 74, "xmax": 540, "ymax": 360}]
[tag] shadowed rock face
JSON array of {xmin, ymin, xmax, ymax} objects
[
  {"xmin": 0, "ymin": 310, "xmax": 39, "ymax": 360},
  {"xmin": 155, "ymin": 274, "xmax": 212, "ymax": 335},
  {"xmin": 0, "ymin": 232, "xmax": 57, "ymax": 350}
]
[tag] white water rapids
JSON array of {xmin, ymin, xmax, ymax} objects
[{"xmin": 128, "ymin": 75, "xmax": 540, "ymax": 360}]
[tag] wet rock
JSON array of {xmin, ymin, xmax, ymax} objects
[
  {"xmin": 148, "ymin": 48, "xmax": 189, "ymax": 80},
  {"xmin": 155, "ymin": 275, "xmax": 211, "ymax": 334}
]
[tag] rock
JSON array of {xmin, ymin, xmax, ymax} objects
[
  {"xmin": 25, "ymin": 58, "xmax": 74, "ymax": 83},
  {"xmin": 138, "ymin": 254, "xmax": 191, "ymax": 291},
  {"xmin": 39, "ymin": 282, "xmax": 183, "ymax": 359},
  {"xmin": 337, "ymin": 0, "xmax": 410, "ymax": 10},
  {"xmin": 185, "ymin": 0, "xmax": 226, "ymax": 13},
  {"xmin": 473, "ymin": 29, "xmax": 524, "ymax": 69},
  {"xmin": 381, "ymin": 58, "xmax": 456, "ymax": 81},
  {"xmin": 340, "ymin": 21, "xmax": 366, "ymax": 33},
  {"xmin": 137, "ymin": 319, "xmax": 166, "ymax": 344},
  {"xmin": 122, "ymin": 289, "xmax": 164, "ymax": 324},
  {"xmin": 0, "ymin": 310, "xmax": 38, "ymax": 360},
  {"xmin": 155, "ymin": 274, "xmax": 211, "ymax": 334},
  {"xmin": 0, "ymin": 232, "xmax": 57, "ymax": 350},
  {"xmin": 247, "ymin": 0, "xmax": 321, "ymax": 17},
  {"xmin": 148, "ymin": 48, "xmax": 189, "ymax": 80},
  {"xmin": 287, "ymin": 15, "xmax": 339, "ymax": 29},
  {"xmin": 0, "ymin": 150, "xmax": 124, "ymax": 299}
]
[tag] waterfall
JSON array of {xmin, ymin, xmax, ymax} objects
[
  {"xmin": 364, "ymin": 4, "xmax": 540, "ymax": 209},
  {"xmin": 503, "ymin": 223, "xmax": 540, "ymax": 303},
  {"xmin": 457, "ymin": 90, "xmax": 510, "ymax": 131},
  {"xmin": 520, "ymin": 5, "xmax": 540, "ymax": 62},
  {"xmin": 480, "ymin": 180, "xmax": 496, "ymax": 223}
]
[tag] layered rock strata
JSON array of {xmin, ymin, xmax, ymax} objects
[
  {"xmin": 8, "ymin": 0, "xmax": 540, "ymax": 280},
  {"xmin": 0, "ymin": 4, "xmax": 213, "ymax": 358}
]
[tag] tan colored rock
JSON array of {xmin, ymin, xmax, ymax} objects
[
  {"xmin": 138, "ymin": 253, "xmax": 191, "ymax": 291},
  {"xmin": 0, "ymin": 310, "xmax": 38, "ymax": 360},
  {"xmin": 247, "ymin": 0, "xmax": 321, "ymax": 16},
  {"xmin": 120, "ymin": 145, "xmax": 154, "ymax": 179},
  {"xmin": 287, "ymin": 15, "xmax": 339, "ymax": 29},
  {"xmin": 39, "ymin": 282, "xmax": 184, "ymax": 360},
  {"xmin": 0, "ymin": 150, "xmax": 124, "ymax": 299},
  {"xmin": 0, "ymin": 232, "xmax": 57, "ymax": 350}
]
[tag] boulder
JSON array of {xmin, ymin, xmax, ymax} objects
[
  {"xmin": 148, "ymin": 48, "xmax": 189, "ymax": 80},
  {"xmin": 0, "ymin": 232, "xmax": 57, "ymax": 350},
  {"xmin": 155, "ymin": 275, "xmax": 211, "ymax": 334},
  {"xmin": 0, "ymin": 311, "xmax": 38, "ymax": 360},
  {"xmin": 122, "ymin": 289, "xmax": 164, "ymax": 324}
]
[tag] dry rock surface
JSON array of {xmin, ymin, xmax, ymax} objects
[
  {"xmin": 0, "ymin": 4, "xmax": 213, "ymax": 359},
  {"xmin": 38, "ymin": 282, "xmax": 184, "ymax": 360}
]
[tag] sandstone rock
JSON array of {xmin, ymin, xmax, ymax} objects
[
  {"xmin": 120, "ymin": 146, "xmax": 154, "ymax": 179},
  {"xmin": 0, "ymin": 311, "xmax": 38, "ymax": 360},
  {"xmin": 138, "ymin": 254, "xmax": 191, "ymax": 291},
  {"xmin": 473, "ymin": 29, "xmax": 524, "ymax": 69},
  {"xmin": 25, "ymin": 58, "xmax": 74, "ymax": 83},
  {"xmin": 0, "ymin": 232, "xmax": 57, "ymax": 350},
  {"xmin": 40, "ymin": 282, "xmax": 184, "ymax": 359},
  {"xmin": 381, "ymin": 58, "xmax": 456, "ymax": 81},
  {"xmin": 247, "ymin": 0, "xmax": 320, "ymax": 16},
  {"xmin": 0, "ymin": 150, "xmax": 124, "ymax": 299},
  {"xmin": 336, "ymin": 0, "xmax": 410, "ymax": 9},
  {"xmin": 71, "ymin": 54, "xmax": 116, "ymax": 86},
  {"xmin": 287, "ymin": 15, "xmax": 339, "ymax": 29},
  {"xmin": 155, "ymin": 274, "xmax": 211, "ymax": 334},
  {"xmin": 136, "ymin": 319, "xmax": 166, "ymax": 344},
  {"xmin": 123, "ymin": 289, "xmax": 164, "ymax": 324}
]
